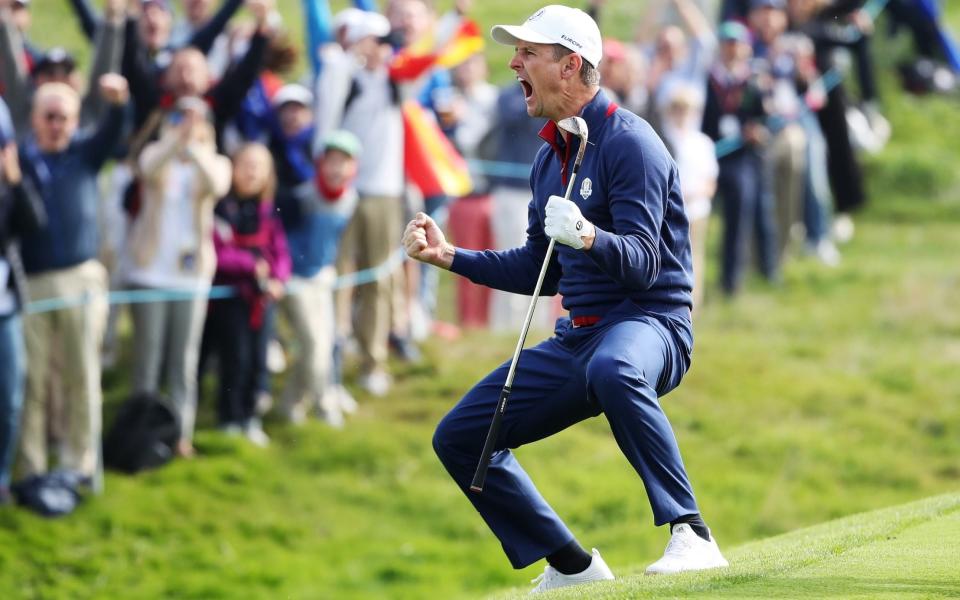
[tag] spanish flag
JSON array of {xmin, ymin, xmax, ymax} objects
[
  {"xmin": 390, "ymin": 18, "xmax": 482, "ymax": 198},
  {"xmin": 389, "ymin": 18, "xmax": 485, "ymax": 81},
  {"xmin": 402, "ymin": 100, "xmax": 473, "ymax": 198}
]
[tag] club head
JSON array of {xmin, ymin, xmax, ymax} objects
[{"xmin": 557, "ymin": 116, "xmax": 588, "ymax": 142}]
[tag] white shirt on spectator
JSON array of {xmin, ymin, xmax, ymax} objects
[
  {"xmin": 313, "ymin": 44, "xmax": 358, "ymax": 154},
  {"xmin": 664, "ymin": 125, "xmax": 718, "ymax": 221},
  {"xmin": 126, "ymin": 160, "xmax": 208, "ymax": 290},
  {"xmin": 341, "ymin": 68, "xmax": 405, "ymax": 198}
]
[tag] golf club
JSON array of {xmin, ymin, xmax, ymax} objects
[{"xmin": 470, "ymin": 116, "xmax": 590, "ymax": 494}]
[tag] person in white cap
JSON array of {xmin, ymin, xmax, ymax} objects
[
  {"xmin": 403, "ymin": 4, "xmax": 728, "ymax": 593},
  {"xmin": 311, "ymin": 8, "xmax": 392, "ymax": 148}
]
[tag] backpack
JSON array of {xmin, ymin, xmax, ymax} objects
[{"xmin": 103, "ymin": 392, "xmax": 181, "ymax": 474}]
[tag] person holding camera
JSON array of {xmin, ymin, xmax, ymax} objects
[{"xmin": 126, "ymin": 97, "xmax": 232, "ymax": 458}]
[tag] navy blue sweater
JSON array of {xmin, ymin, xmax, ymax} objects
[
  {"xmin": 19, "ymin": 105, "xmax": 125, "ymax": 274},
  {"xmin": 450, "ymin": 89, "xmax": 693, "ymax": 320}
]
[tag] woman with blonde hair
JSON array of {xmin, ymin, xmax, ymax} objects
[
  {"xmin": 127, "ymin": 98, "xmax": 232, "ymax": 458},
  {"xmin": 209, "ymin": 142, "xmax": 290, "ymax": 447}
]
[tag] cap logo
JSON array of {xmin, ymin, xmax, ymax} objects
[
  {"xmin": 560, "ymin": 34, "xmax": 583, "ymax": 50},
  {"xmin": 527, "ymin": 8, "xmax": 545, "ymax": 22}
]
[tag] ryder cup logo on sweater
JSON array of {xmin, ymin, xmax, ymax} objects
[{"xmin": 580, "ymin": 177, "xmax": 593, "ymax": 199}]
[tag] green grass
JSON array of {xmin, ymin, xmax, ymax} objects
[
  {"xmin": 4, "ymin": 1, "xmax": 960, "ymax": 599},
  {"xmin": 500, "ymin": 492, "xmax": 960, "ymax": 599}
]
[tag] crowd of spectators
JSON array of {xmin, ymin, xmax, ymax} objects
[{"xmin": 0, "ymin": 0, "xmax": 957, "ymax": 510}]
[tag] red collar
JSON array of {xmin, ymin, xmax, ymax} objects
[
  {"xmin": 537, "ymin": 100, "xmax": 619, "ymax": 187},
  {"xmin": 538, "ymin": 121, "xmax": 574, "ymax": 186}
]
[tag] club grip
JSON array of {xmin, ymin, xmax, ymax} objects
[{"xmin": 469, "ymin": 387, "xmax": 511, "ymax": 493}]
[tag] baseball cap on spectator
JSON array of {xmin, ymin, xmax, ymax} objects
[
  {"xmin": 333, "ymin": 8, "xmax": 364, "ymax": 31},
  {"xmin": 750, "ymin": 0, "xmax": 786, "ymax": 10},
  {"xmin": 718, "ymin": 21, "xmax": 752, "ymax": 44},
  {"xmin": 272, "ymin": 84, "xmax": 313, "ymax": 108},
  {"xmin": 34, "ymin": 48, "xmax": 77, "ymax": 76},
  {"xmin": 12, "ymin": 0, "xmax": 29, "ymax": 6},
  {"xmin": 603, "ymin": 39, "xmax": 627, "ymax": 63},
  {"xmin": 337, "ymin": 9, "xmax": 391, "ymax": 46},
  {"xmin": 491, "ymin": 5, "xmax": 603, "ymax": 67},
  {"xmin": 321, "ymin": 129, "xmax": 362, "ymax": 158}
]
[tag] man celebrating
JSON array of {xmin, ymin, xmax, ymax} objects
[{"xmin": 402, "ymin": 5, "xmax": 728, "ymax": 593}]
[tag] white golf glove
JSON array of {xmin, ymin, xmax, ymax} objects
[{"xmin": 544, "ymin": 195, "xmax": 594, "ymax": 250}]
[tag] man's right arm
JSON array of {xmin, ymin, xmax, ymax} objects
[
  {"xmin": 81, "ymin": 7, "xmax": 126, "ymax": 126},
  {"xmin": 188, "ymin": 0, "xmax": 245, "ymax": 55},
  {"xmin": 404, "ymin": 201, "xmax": 561, "ymax": 297},
  {"xmin": 122, "ymin": 16, "xmax": 162, "ymax": 127}
]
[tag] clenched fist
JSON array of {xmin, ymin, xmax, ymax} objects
[
  {"xmin": 403, "ymin": 212, "xmax": 454, "ymax": 269},
  {"xmin": 99, "ymin": 73, "xmax": 130, "ymax": 105}
]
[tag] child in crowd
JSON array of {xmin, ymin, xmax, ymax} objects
[
  {"xmin": 658, "ymin": 83, "xmax": 718, "ymax": 316},
  {"xmin": 128, "ymin": 98, "xmax": 232, "ymax": 458},
  {"xmin": 278, "ymin": 130, "xmax": 361, "ymax": 428},
  {"xmin": 209, "ymin": 143, "xmax": 290, "ymax": 447}
]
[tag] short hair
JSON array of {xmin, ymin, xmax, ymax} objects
[
  {"xmin": 32, "ymin": 82, "xmax": 80, "ymax": 116},
  {"xmin": 552, "ymin": 45, "xmax": 600, "ymax": 87}
]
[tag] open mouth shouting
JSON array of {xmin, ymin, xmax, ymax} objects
[{"xmin": 517, "ymin": 75, "xmax": 537, "ymax": 113}]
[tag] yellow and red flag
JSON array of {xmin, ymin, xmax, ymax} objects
[
  {"xmin": 389, "ymin": 18, "xmax": 482, "ymax": 198},
  {"xmin": 389, "ymin": 18, "xmax": 485, "ymax": 81},
  {"xmin": 402, "ymin": 100, "xmax": 473, "ymax": 198}
]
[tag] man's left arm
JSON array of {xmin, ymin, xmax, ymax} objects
[
  {"xmin": 210, "ymin": 14, "xmax": 271, "ymax": 126},
  {"xmin": 78, "ymin": 74, "xmax": 130, "ymax": 171},
  {"xmin": 188, "ymin": 0, "xmax": 245, "ymax": 55},
  {"xmin": 81, "ymin": 5, "xmax": 126, "ymax": 126},
  {"xmin": 585, "ymin": 132, "xmax": 667, "ymax": 290}
]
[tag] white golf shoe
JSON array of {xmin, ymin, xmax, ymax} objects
[
  {"xmin": 530, "ymin": 548, "xmax": 615, "ymax": 594},
  {"xmin": 645, "ymin": 523, "xmax": 729, "ymax": 575}
]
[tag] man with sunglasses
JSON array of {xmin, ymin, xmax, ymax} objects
[{"xmin": 15, "ymin": 74, "xmax": 128, "ymax": 484}]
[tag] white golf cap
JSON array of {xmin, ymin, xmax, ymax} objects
[
  {"xmin": 272, "ymin": 84, "xmax": 314, "ymax": 108},
  {"xmin": 336, "ymin": 8, "xmax": 391, "ymax": 46},
  {"xmin": 491, "ymin": 5, "xmax": 603, "ymax": 67}
]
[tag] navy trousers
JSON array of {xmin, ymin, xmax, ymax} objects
[
  {"xmin": 433, "ymin": 300, "xmax": 700, "ymax": 568},
  {"xmin": 718, "ymin": 151, "xmax": 778, "ymax": 295}
]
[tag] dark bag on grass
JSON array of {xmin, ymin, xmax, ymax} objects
[{"xmin": 103, "ymin": 392, "xmax": 180, "ymax": 474}]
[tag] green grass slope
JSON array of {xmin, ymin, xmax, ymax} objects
[{"xmin": 500, "ymin": 492, "xmax": 960, "ymax": 599}]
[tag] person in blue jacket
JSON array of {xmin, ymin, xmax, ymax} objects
[
  {"xmin": 16, "ymin": 75, "xmax": 128, "ymax": 482},
  {"xmin": 402, "ymin": 5, "xmax": 728, "ymax": 594}
]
